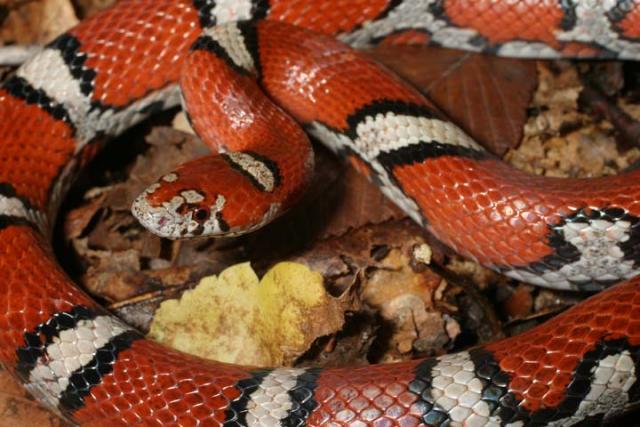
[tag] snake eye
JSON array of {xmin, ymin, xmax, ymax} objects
[{"xmin": 194, "ymin": 207, "xmax": 210, "ymax": 222}]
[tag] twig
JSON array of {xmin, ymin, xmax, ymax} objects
[
  {"xmin": 579, "ymin": 79, "xmax": 640, "ymax": 149},
  {"xmin": 0, "ymin": 44, "xmax": 41, "ymax": 66}
]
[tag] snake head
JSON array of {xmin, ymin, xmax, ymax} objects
[
  {"xmin": 131, "ymin": 168, "xmax": 230, "ymax": 240},
  {"xmin": 132, "ymin": 149, "xmax": 294, "ymax": 239}
]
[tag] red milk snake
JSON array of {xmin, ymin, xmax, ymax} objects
[{"xmin": 1, "ymin": 1, "xmax": 640, "ymax": 425}]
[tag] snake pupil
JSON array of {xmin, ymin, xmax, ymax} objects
[{"xmin": 194, "ymin": 208, "xmax": 210, "ymax": 221}]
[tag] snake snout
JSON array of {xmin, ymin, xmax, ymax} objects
[{"xmin": 131, "ymin": 192, "xmax": 180, "ymax": 239}]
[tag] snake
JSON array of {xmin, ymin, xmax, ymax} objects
[{"xmin": 1, "ymin": 0, "xmax": 640, "ymax": 425}]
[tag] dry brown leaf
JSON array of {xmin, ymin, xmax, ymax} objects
[
  {"xmin": 502, "ymin": 284, "xmax": 534, "ymax": 320},
  {"xmin": 0, "ymin": 0, "xmax": 77, "ymax": 44},
  {"xmin": 73, "ymin": 0, "xmax": 116, "ymax": 18},
  {"xmin": 314, "ymin": 167, "xmax": 405, "ymax": 239}
]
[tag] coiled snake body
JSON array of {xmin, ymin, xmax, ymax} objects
[{"xmin": 1, "ymin": 1, "xmax": 640, "ymax": 425}]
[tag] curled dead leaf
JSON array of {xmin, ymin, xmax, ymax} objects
[{"xmin": 149, "ymin": 262, "xmax": 351, "ymax": 367}]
